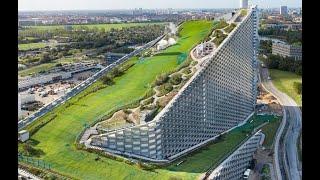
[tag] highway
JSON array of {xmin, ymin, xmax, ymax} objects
[
  {"xmin": 18, "ymin": 34, "xmax": 166, "ymax": 131},
  {"xmin": 259, "ymin": 66, "xmax": 302, "ymax": 180}
]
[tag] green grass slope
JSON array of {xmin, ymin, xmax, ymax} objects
[
  {"xmin": 269, "ymin": 69, "xmax": 302, "ymax": 106},
  {"xmin": 20, "ymin": 20, "xmax": 213, "ymax": 180}
]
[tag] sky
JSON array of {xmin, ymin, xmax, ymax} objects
[{"xmin": 18, "ymin": 0, "xmax": 302, "ymax": 11}]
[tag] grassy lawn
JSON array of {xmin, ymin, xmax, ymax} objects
[
  {"xmin": 18, "ymin": 42, "xmax": 48, "ymax": 51},
  {"xmin": 25, "ymin": 22, "xmax": 167, "ymax": 31},
  {"xmin": 261, "ymin": 116, "xmax": 282, "ymax": 148},
  {"xmin": 269, "ymin": 69, "xmax": 302, "ymax": 106},
  {"xmin": 20, "ymin": 20, "xmax": 214, "ymax": 180},
  {"xmin": 18, "ymin": 63, "xmax": 57, "ymax": 76}
]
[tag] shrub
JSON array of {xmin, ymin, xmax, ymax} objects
[
  {"xmin": 21, "ymin": 143, "xmax": 45, "ymax": 157},
  {"xmin": 224, "ymin": 23, "xmax": 237, "ymax": 33},
  {"xmin": 182, "ymin": 68, "xmax": 192, "ymax": 74},
  {"xmin": 142, "ymin": 97, "xmax": 154, "ymax": 105},
  {"xmin": 293, "ymin": 82, "xmax": 302, "ymax": 94},
  {"xmin": 213, "ymin": 34, "xmax": 227, "ymax": 46},
  {"xmin": 155, "ymin": 73, "xmax": 169, "ymax": 86},
  {"xmin": 157, "ymin": 83, "xmax": 173, "ymax": 97},
  {"xmin": 213, "ymin": 20, "xmax": 229, "ymax": 30},
  {"xmin": 109, "ymin": 67, "xmax": 123, "ymax": 78},
  {"xmin": 169, "ymin": 74, "xmax": 182, "ymax": 85},
  {"xmin": 101, "ymin": 75, "xmax": 114, "ymax": 85},
  {"xmin": 123, "ymin": 109, "xmax": 132, "ymax": 114},
  {"xmin": 191, "ymin": 61, "xmax": 198, "ymax": 66},
  {"xmin": 213, "ymin": 30, "xmax": 223, "ymax": 37}
]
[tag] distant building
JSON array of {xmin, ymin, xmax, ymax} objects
[
  {"xmin": 18, "ymin": 72, "xmax": 72, "ymax": 90},
  {"xmin": 272, "ymin": 42, "xmax": 302, "ymax": 60},
  {"xmin": 240, "ymin": 0, "xmax": 248, "ymax": 9},
  {"xmin": 18, "ymin": 94, "xmax": 22, "ymax": 119},
  {"xmin": 280, "ymin": 6, "xmax": 288, "ymax": 15},
  {"xmin": 284, "ymin": 23, "xmax": 302, "ymax": 31}
]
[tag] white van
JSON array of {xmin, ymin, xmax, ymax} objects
[{"xmin": 243, "ymin": 169, "xmax": 251, "ymax": 179}]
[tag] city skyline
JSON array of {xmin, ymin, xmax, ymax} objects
[{"xmin": 18, "ymin": 0, "xmax": 302, "ymax": 11}]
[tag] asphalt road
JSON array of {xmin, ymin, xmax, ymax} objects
[{"xmin": 259, "ymin": 66, "xmax": 302, "ymax": 180}]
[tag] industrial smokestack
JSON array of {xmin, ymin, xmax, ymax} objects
[{"xmin": 240, "ymin": 0, "xmax": 248, "ymax": 9}]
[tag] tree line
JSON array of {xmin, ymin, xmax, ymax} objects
[
  {"xmin": 258, "ymin": 28, "xmax": 301, "ymax": 45},
  {"xmin": 260, "ymin": 54, "xmax": 302, "ymax": 75}
]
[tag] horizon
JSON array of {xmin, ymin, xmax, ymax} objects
[
  {"xmin": 18, "ymin": 0, "xmax": 302, "ymax": 11},
  {"xmin": 18, "ymin": 7, "xmax": 302, "ymax": 12}
]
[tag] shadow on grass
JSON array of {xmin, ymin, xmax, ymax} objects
[
  {"xmin": 154, "ymin": 52, "xmax": 182, "ymax": 57},
  {"xmin": 27, "ymin": 138, "xmax": 41, "ymax": 146}
]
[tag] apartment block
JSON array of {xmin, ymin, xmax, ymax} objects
[{"xmin": 272, "ymin": 42, "xmax": 302, "ymax": 60}]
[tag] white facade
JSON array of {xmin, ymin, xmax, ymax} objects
[
  {"xmin": 91, "ymin": 6, "xmax": 259, "ymax": 161},
  {"xmin": 240, "ymin": 0, "xmax": 248, "ymax": 9},
  {"xmin": 272, "ymin": 42, "xmax": 302, "ymax": 60}
]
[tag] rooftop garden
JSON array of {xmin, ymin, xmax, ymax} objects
[
  {"xmin": 18, "ymin": 20, "xmax": 215, "ymax": 180},
  {"xmin": 240, "ymin": 9, "xmax": 248, "ymax": 17}
]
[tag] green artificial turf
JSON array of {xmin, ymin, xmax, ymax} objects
[
  {"xmin": 20, "ymin": 20, "xmax": 214, "ymax": 180},
  {"xmin": 261, "ymin": 116, "xmax": 282, "ymax": 148}
]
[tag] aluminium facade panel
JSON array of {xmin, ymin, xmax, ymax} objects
[{"xmin": 91, "ymin": 7, "xmax": 258, "ymax": 161}]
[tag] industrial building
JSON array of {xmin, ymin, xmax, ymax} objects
[
  {"xmin": 272, "ymin": 42, "xmax": 302, "ymax": 60},
  {"xmin": 18, "ymin": 62, "xmax": 103, "ymax": 90},
  {"xmin": 90, "ymin": 6, "xmax": 259, "ymax": 161},
  {"xmin": 18, "ymin": 72, "xmax": 72, "ymax": 90}
]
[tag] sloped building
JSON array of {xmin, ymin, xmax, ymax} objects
[{"xmin": 91, "ymin": 6, "xmax": 259, "ymax": 161}]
